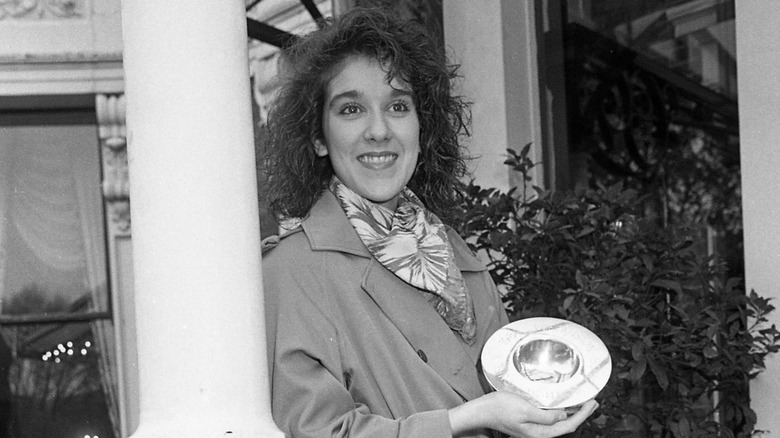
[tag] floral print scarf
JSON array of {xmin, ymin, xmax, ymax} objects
[{"xmin": 329, "ymin": 177, "xmax": 477, "ymax": 344}]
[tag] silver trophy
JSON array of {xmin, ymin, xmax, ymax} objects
[{"xmin": 482, "ymin": 317, "xmax": 611, "ymax": 409}]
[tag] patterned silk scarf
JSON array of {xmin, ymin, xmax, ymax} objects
[{"xmin": 329, "ymin": 178, "xmax": 477, "ymax": 344}]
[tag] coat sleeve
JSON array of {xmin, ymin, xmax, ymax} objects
[{"xmin": 264, "ymin": 248, "xmax": 454, "ymax": 438}]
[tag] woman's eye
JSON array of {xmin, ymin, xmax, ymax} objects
[
  {"xmin": 339, "ymin": 104, "xmax": 361, "ymax": 115},
  {"xmin": 389, "ymin": 101, "xmax": 410, "ymax": 112}
]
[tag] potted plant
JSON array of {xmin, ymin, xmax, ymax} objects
[{"xmin": 454, "ymin": 146, "xmax": 780, "ymax": 437}]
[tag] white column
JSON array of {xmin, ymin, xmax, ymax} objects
[
  {"xmin": 735, "ymin": 2, "xmax": 780, "ymax": 435},
  {"xmin": 121, "ymin": 1, "xmax": 283, "ymax": 436},
  {"xmin": 443, "ymin": 0, "xmax": 544, "ymax": 192}
]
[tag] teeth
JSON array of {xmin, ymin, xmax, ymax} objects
[{"xmin": 359, "ymin": 154, "xmax": 396, "ymax": 164}]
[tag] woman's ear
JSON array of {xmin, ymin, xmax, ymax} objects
[{"xmin": 313, "ymin": 139, "xmax": 329, "ymax": 157}]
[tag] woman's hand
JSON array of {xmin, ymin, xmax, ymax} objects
[{"xmin": 448, "ymin": 391, "xmax": 598, "ymax": 438}]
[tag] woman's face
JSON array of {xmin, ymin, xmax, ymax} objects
[{"xmin": 315, "ymin": 55, "xmax": 420, "ymax": 211}]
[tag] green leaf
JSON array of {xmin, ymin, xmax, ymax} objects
[
  {"xmin": 703, "ymin": 346, "xmax": 718, "ymax": 358},
  {"xmin": 631, "ymin": 342, "xmax": 643, "ymax": 360},
  {"xmin": 575, "ymin": 270, "xmax": 586, "ymax": 288},
  {"xmin": 670, "ymin": 420, "xmax": 682, "ymax": 438},
  {"xmin": 634, "ymin": 318, "xmax": 655, "ymax": 327},
  {"xmin": 639, "ymin": 253, "xmax": 654, "ymax": 271},
  {"xmin": 629, "ymin": 356, "xmax": 647, "ymax": 382},
  {"xmin": 647, "ymin": 356, "xmax": 669, "ymax": 390},
  {"xmin": 651, "ymin": 279, "xmax": 683, "ymax": 294},
  {"xmin": 563, "ymin": 295, "xmax": 575, "ymax": 310},
  {"xmin": 576, "ymin": 227, "xmax": 595, "ymax": 238},
  {"xmin": 678, "ymin": 417, "xmax": 691, "ymax": 438}
]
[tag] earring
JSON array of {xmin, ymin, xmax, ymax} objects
[{"xmin": 313, "ymin": 139, "xmax": 328, "ymax": 157}]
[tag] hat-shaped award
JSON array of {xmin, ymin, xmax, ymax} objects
[{"xmin": 481, "ymin": 317, "xmax": 611, "ymax": 410}]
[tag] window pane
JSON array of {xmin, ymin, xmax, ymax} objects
[
  {"xmin": 567, "ymin": 0, "xmax": 737, "ymax": 99},
  {"xmin": 1, "ymin": 322, "xmax": 115, "ymax": 438},
  {"xmin": 0, "ymin": 123, "xmax": 109, "ymax": 317}
]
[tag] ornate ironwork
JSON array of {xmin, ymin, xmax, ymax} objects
[
  {"xmin": 564, "ymin": 23, "xmax": 741, "ymax": 238},
  {"xmin": 245, "ymin": 0, "xmax": 325, "ymax": 48}
]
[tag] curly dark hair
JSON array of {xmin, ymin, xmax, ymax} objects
[{"xmin": 262, "ymin": 7, "xmax": 470, "ymax": 223}]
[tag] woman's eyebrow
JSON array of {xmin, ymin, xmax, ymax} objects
[
  {"xmin": 329, "ymin": 90, "xmax": 360, "ymax": 102},
  {"xmin": 327, "ymin": 88, "xmax": 413, "ymax": 108},
  {"xmin": 390, "ymin": 88, "xmax": 414, "ymax": 99}
]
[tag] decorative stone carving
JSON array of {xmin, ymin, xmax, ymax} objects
[
  {"xmin": 96, "ymin": 93, "xmax": 130, "ymax": 233},
  {"xmin": 250, "ymin": 53, "xmax": 282, "ymax": 125},
  {"xmin": 0, "ymin": 0, "xmax": 85, "ymax": 20}
]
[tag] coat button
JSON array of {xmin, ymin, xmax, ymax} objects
[{"xmin": 417, "ymin": 349, "xmax": 428, "ymax": 363}]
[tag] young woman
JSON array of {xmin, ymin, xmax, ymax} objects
[{"xmin": 261, "ymin": 8, "xmax": 598, "ymax": 438}]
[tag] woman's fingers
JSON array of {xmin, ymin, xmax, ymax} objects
[
  {"xmin": 534, "ymin": 400, "xmax": 600, "ymax": 437},
  {"xmin": 450, "ymin": 392, "xmax": 599, "ymax": 437},
  {"xmin": 489, "ymin": 392, "xmax": 565, "ymax": 425},
  {"xmin": 507, "ymin": 398, "xmax": 599, "ymax": 438},
  {"xmin": 568, "ymin": 399, "xmax": 599, "ymax": 422},
  {"xmin": 520, "ymin": 406, "xmax": 568, "ymax": 426}
]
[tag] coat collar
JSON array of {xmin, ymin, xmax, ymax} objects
[
  {"xmin": 301, "ymin": 190, "xmax": 486, "ymax": 273},
  {"xmin": 301, "ymin": 189, "xmax": 371, "ymax": 258}
]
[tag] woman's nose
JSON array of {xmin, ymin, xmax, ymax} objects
[{"xmin": 365, "ymin": 112, "xmax": 390, "ymax": 142}]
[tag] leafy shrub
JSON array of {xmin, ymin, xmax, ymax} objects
[{"xmin": 454, "ymin": 146, "xmax": 780, "ymax": 437}]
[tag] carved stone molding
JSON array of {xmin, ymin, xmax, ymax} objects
[
  {"xmin": 0, "ymin": 0, "xmax": 86, "ymax": 20},
  {"xmin": 250, "ymin": 53, "xmax": 282, "ymax": 125},
  {"xmin": 96, "ymin": 93, "xmax": 130, "ymax": 234}
]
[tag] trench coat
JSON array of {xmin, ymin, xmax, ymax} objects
[{"xmin": 263, "ymin": 190, "xmax": 509, "ymax": 438}]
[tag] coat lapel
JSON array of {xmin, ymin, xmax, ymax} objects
[
  {"xmin": 361, "ymin": 258, "xmax": 485, "ymax": 401},
  {"xmin": 301, "ymin": 191, "xmax": 488, "ymax": 401}
]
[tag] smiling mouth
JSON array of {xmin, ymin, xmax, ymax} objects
[{"xmin": 358, "ymin": 152, "xmax": 397, "ymax": 169}]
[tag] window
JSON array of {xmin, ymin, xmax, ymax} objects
[{"xmin": 0, "ymin": 110, "xmax": 117, "ymax": 438}]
